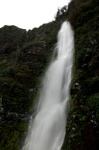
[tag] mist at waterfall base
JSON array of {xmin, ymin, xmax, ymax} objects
[{"xmin": 22, "ymin": 21, "xmax": 74, "ymax": 150}]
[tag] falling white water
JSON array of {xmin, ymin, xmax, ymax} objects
[{"xmin": 22, "ymin": 21, "xmax": 74, "ymax": 150}]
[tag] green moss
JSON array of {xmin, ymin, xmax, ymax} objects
[
  {"xmin": 65, "ymin": 0, "xmax": 99, "ymax": 149},
  {"xmin": 88, "ymin": 93, "xmax": 99, "ymax": 118},
  {"xmin": 0, "ymin": 122, "xmax": 28, "ymax": 150}
]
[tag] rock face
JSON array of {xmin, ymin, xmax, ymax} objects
[
  {"xmin": 0, "ymin": 0, "xmax": 99, "ymax": 150},
  {"xmin": 63, "ymin": 0, "xmax": 99, "ymax": 150},
  {"xmin": 0, "ymin": 19, "xmax": 62, "ymax": 150}
]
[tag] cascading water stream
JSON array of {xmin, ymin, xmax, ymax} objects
[{"xmin": 22, "ymin": 21, "xmax": 74, "ymax": 150}]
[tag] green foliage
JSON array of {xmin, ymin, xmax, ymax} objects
[
  {"xmin": 0, "ymin": 25, "xmax": 27, "ymax": 49},
  {"xmin": 0, "ymin": 122, "xmax": 28, "ymax": 150},
  {"xmin": 88, "ymin": 93, "xmax": 99, "ymax": 118},
  {"xmin": 0, "ymin": 10, "xmax": 62, "ymax": 150},
  {"xmin": 82, "ymin": 77, "xmax": 99, "ymax": 95},
  {"xmin": 64, "ymin": 0, "xmax": 99, "ymax": 150},
  {"xmin": 0, "ymin": 78, "xmax": 29, "ymax": 114},
  {"xmin": 55, "ymin": 6, "xmax": 68, "ymax": 20}
]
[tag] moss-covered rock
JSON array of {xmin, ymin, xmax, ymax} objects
[
  {"xmin": 63, "ymin": 0, "xmax": 99, "ymax": 150},
  {"xmin": 0, "ymin": 15, "xmax": 62, "ymax": 149}
]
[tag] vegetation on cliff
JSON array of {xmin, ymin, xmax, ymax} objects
[
  {"xmin": 63, "ymin": 0, "xmax": 99, "ymax": 149},
  {"xmin": 0, "ymin": 19, "xmax": 62, "ymax": 150}
]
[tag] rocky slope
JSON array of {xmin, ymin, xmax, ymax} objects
[
  {"xmin": 64, "ymin": 0, "xmax": 99, "ymax": 149},
  {"xmin": 0, "ymin": 20, "xmax": 62, "ymax": 150}
]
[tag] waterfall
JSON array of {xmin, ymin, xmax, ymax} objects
[{"xmin": 22, "ymin": 21, "xmax": 74, "ymax": 150}]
